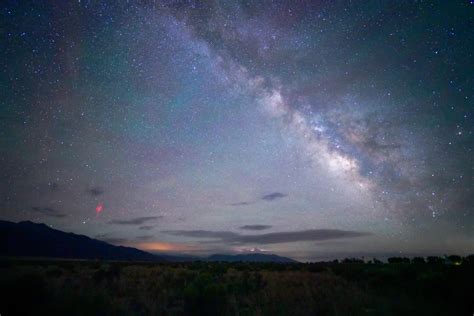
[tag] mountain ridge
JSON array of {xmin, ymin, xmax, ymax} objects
[
  {"xmin": 0, "ymin": 220, "xmax": 297, "ymax": 263},
  {"xmin": 0, "ymin": 220, "xmax": 159, "ymax": 261}
]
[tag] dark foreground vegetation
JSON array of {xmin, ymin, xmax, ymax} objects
[{"xmin": 1, "ymin": 256, "xmax": 473, "ymax": 316}]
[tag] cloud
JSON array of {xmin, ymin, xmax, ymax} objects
[
  {"xmin": 166, "ymin": 230, "xmax": 237, "ymax": 240},
  {"xmin": 229, "ymin": 192, "xmax": 288, "ymax": 206},
  {"xmin": 235, "ymin": 247, "xmax": 269, "ymax": 253},
  {"xmin": 87, "ymin": 187, "xmax": 104, "ymax": 196},
  {"xmin": 261, "ymin": 192, "xmax": 287, "ymax": 201},
  {"xmin": 229, "ymin": 201, "xmax": 253, "ymax": 206},
  {"xmin": 136, "ymin": 235, "xmax": 153, "ymax": 240},
  {"xmin": 31, "ymin": 207, "xmax": 66, "ymax": 218},
  {"xmin": 239, "ymin": 225, "xmax": 272, "ymax": 231},
  {"xmin": 165, "ymin": 229, "xmax": 370, "ymax": 245},
  {"xmin": 109, "ymin": 216, "xmax": 161, "ymax": 225},
  {"xmin": 239, "ymin": 230, "xmax": 370, "ymax": 244},
  {"xmin": 139, "ymin": 225, "xmax": 154, "ymax": 230}
]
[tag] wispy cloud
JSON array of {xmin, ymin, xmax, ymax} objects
[
  {"xmin": 239, "ymin": 225, "xmax": 272, "ymax": 231},
  {"xmin": 109, "ymin": 216, "xmax": 161, "ymax": 225},
  {"xmin": 230, "ymin": 192, "xmax": 287, "ymax": 206},
  {"xmin": 165, "ymin": 229, "xmax": 370, "ymax": 245},
  {"xmin": 31, "ymin": 207, "xmax": 66, "ymax": 218},
  {"xmin": 229, "ymin": 201, "xmax": 253, "ymax": 206},
  {"xmin": 139, "ymin": 225, "xmax": 154, "ymax": 230},
  {"xmin": 261, "ymin": 192, "xmax": 287, "ymax": 201},
  {"xmin": 87, "ymin": 187, "xmax": 104, "ymax": 196},
  {"xmin": 136, "ymin": 235, "xmax": 153, "ymax": 240}
]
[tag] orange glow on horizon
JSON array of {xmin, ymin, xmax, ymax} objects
[{"xmin": 136, "ymin": 241, "xmax": 195, "ymax": 252}]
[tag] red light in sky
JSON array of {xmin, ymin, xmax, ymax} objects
[{"xmin": 95, "ymin": 202, "xmax": 104, "ymax": 213}]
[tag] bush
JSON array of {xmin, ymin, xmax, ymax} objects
[
  {"xmin": 426, "ymin": 256, "xmax": 443, "ymax": 264},
  {"xmin": 387, "ymin": 257, "xmax": 410, "ymax": 264},
  {"xmin": 1, "ymin": 259, "xmax": 472, "ymax": 315},
  {"xmin": 412, "ymin": 257, "xmax": 425, "ymax": 264}
]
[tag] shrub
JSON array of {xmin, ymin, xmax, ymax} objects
[{"xmin": 412, "ymin": 257, "xmax": 425, "ymax": 264}]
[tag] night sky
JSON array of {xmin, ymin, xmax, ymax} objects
[{"xmin": 1, "ymin": 1, "xmax": 473, "ymax": 261}]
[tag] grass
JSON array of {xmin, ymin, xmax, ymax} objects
[{"xmin": 0, "ymin": 258, "xmax": 472, "ymax": 315}]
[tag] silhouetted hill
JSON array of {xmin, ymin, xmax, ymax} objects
[
  {"xmin": 207, "ymin": 253, "xmax": 297, "ymax": 263},
  {"xmin": 0, "ymin": 220, "xmax": 158, "ymax": 261},
  {"xmin": 0, "ymin": 220, "xmax": 298, "ymax": 263}
]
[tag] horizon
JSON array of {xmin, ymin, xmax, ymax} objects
[
  {"xmin": 1, "ymin": 1, "xmax": 473, "ymax": 263},
  {"xmin": 3, "ymin": 219, "xmax": 471, "ymax": 263}
]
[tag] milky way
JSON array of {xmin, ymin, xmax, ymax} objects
[{"xmin": 1, "ymin": 1, "xmax": 473, "ymax": 260}]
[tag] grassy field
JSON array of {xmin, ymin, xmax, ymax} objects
[{"xmin": 1, "ymin": 258, "xmax": 473, "ymax": 315}]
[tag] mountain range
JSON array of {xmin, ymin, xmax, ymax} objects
[{"xmin": 0, "ymin": 220, "xmax": 296, "ymax": 263}]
